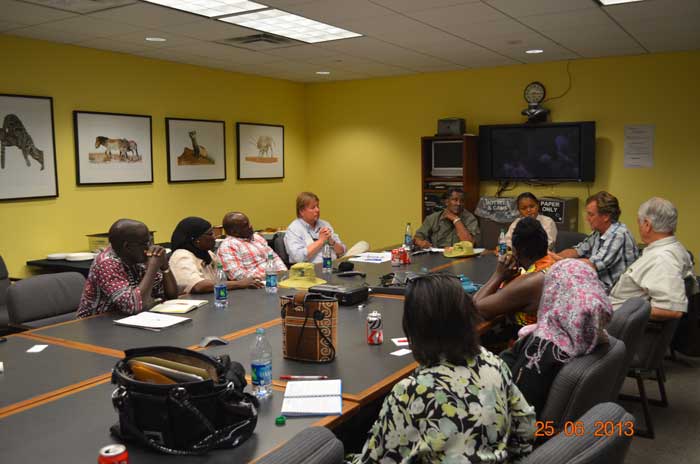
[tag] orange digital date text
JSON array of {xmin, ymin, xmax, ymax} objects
[{"xmin": 534, "ymin": 420, "xmax": 635, "ymax": 438}]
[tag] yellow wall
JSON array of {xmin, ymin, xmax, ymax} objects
[
  {"xmin": 306, "ymin": 51, "xmax": 700, "ymax": 268},
  {"xmin": 0, "ymin": 35, "xmax": 307, "ymax": 277}
]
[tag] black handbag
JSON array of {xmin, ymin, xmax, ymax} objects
[{"xmin": 110, "ymin": 346, "xmax": 259, "ymax": 455}]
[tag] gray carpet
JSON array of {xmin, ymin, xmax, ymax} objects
[{"xmin": 620, "ymin": 353, "xmax": 700, "ymax": 463}]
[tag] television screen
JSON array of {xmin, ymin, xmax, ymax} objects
[{"xmin": 478, "ymin": 122, "xmax": 595, "ymax": 182}]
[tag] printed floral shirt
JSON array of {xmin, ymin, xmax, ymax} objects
[
  {"xmin": 217, "ymin": 233, "xmax": 287, "ymax": 281},
  {"xmin": 349, "ymin": 347, "xmax": 536, "ymax": 464},
  {"xmin": 76, "ymin": 246, "xmax": 164, "ymax": 318}
]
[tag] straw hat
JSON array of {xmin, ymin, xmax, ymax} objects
[
  {"xmin": 443, "ymin": 241, "xmax": 476, "ymax": 258},
  {"xmin": 279, "ymin": 263, "xmax": 327, "ymax": 289}
]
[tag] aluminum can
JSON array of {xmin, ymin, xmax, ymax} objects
[
  {"xmin": 98, "ymin": 444, "xmax": 128, "ymax": 464},
  {"xmin": 366, "ymin": 310, "xmax": 384, "ymax": 345},
  {"xmin": 400, "ymin": 247, "xmax": 412, "ymax": 265},
  {"xmin": 391, "ymin": 248, "xmax": 401, "ymax": 266}
]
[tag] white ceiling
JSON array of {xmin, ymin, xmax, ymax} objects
[{"xmin": 2, "ymin": 0, "xmax": 699, "ymax": 82}]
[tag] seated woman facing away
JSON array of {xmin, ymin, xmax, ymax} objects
[
  {"xmin": 500, "ymin": 259, "xmax": 613, "ymax": 417},
  {"xmin": 168, "ymin": 217, "xmax": 263, "ymax": 294},
  {"xmin": 474, "ymin": 217, "xmax": 555, "ymax": 345},
  {"xmin": 504, "ymin": 192, "xmax": 558, "ymax": 251},
  {"xmin": 348, "ymin": 274, "xmax": 535, "ymax": 464}
]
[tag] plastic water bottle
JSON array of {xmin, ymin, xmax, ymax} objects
[
  {"xmin": 498, "ymin": 228, "xmax": 507, "ymax": 256},
  {"xmin": 250, "ymin": 327, "xmax": 272, "ymax": 399},
  {"xmin": 265, "ymin": 252, "xmax": 278, "ymax": 294},
  {"xmin": 404, "ymin": 222, "xmax": 412, "ymax": 250},
  {"xmin": 322, "ymin": 241, "xmax": 332, "ymax": 274},
  {"xmin": 214, "ymin": 262, "xmax": 229, "ymax": 309}
]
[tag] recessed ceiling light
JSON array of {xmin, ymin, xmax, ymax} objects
[
  {"xmin": 219, "ymin": 9, "xmax": 361, "ymax": 43},
  {"xmin": 142, "ymin": 0, "xmax": 266, "ymax": 18},
  {"xmin": 597, "ymin": 0, "xmax": 645, "ymax": 5},
  {"xmin": 526, "ymin": 49, "xmax": 544, "ymax": 54},
  {"xmin": 145, "ymin": 37, "xmax": 167, "ymax": 42},
  {"xmin": 316, "ymin": 71, "xmax": 331, "ymax": 75}
]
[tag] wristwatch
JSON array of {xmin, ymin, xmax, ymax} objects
[{"xmin": 452, "ymin": 218, "xmax": 461, "ymax": 225}]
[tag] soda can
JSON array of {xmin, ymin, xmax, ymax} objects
[
  {"xmin": 98, "ymin": 444, "xmax": 128, "ymax": 464},
  {"xmin": 391, "ymin": 248, "xmax": 401, "ymax": 267},
  {"xmin": 366, "ymin": 310, "xmax": 383, "ymax": 345},
  {"xmin": 400, "ymin": 247, "xmax": 412, "ymax": 265}
]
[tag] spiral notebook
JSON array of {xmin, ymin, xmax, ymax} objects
[{"xmin": 281, "ymin": 379, "xmax": 342, "ymax": 416}]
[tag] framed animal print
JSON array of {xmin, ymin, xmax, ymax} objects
[
  {"xmin": 0, "ymin": 94, "xmax": 58, "ymax": 201},
  {"xmin": 236, "ymin": 122, "xmax": 284, "ymax": 180},
  {"xmin": 166, "ymin": 118, "xmax": 226, "ymax": 182},
  {"xmin": 74, "ymin": 111, "xmax": 153, "ymax": 185}
]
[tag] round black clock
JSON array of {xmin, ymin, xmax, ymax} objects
[{"xmin": 524, "ymin": 81, "xmax": 546, "ymax": 105}]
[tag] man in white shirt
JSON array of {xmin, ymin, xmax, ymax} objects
[
  {"xmin": 610, "ymin": 197, "xmax": 696, "ymax": 320},
  {"xmin": 284, "ymin": 192, "xmax": 346, "ymax": 264}
]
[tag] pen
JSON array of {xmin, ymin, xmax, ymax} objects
[{"xmin": 280, "ymin": 375, "xmax": 328, "ymax": 380}]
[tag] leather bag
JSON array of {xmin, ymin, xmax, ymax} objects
[
  {"xmin": 280, "ymin": 292, "xmax": 337, "ymax": 362},
  {"xmin": 110, "ymin": 346, "xmax": 258, "ymax": 455}
]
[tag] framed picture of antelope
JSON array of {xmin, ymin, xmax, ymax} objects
[
  {"xmin": 74, "ymin": 110, "xmax": 153, "ymax": 185},
  {"xmin": 236, "ymin": 122, "xmax": 284, "ymax": 179},
  {"xmin": 166, "ymin": 117, "xmax": 226, "ymax": 182},
  {"xmin": 0, "ymin": 94, "xmax": 58, "ymax": 201}
]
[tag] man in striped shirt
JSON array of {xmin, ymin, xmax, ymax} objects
[
  {"xmin": 217, "ymin": 212, "xmax": 287, "ymax": 281},
  {"xmin": 550, "ymin": 191, "xmax": 639, "ymax": 292}
]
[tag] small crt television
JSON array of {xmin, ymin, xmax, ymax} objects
[{"xmin": 431, "ymin": 140, "xmax": 463, "ymax": 177}]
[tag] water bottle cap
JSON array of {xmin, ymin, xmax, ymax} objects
[
  {"xmin": 275, "ymin": 415, "xmax": 286, "ymax": 426},
  {"xmin": 256, "ymin": 327, "xmax": 265, "ymax": 334}
]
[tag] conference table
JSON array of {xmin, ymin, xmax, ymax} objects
[{"xmin": 2, "ymin": 251, "xmax": 497, "ymax": 462}]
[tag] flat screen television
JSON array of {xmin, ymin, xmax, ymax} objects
[
  {"xmin": 478, "ymin": 122, "xmax": 595, "ymax": 182},
  {"xmin": 431, "ymin": 140, "xmax": 463, "ymax": 177}
]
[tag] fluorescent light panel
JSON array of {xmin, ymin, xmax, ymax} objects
[
  {"xmin": 598, "ymin": 0, "xmax": 645, "ymax": 5},
  {"xmin": 220, "ymin": 9, "xmax": 361, "ymax": 43},
  {"xmin": 142, "ymin": 0, "xmax": 266, "ymax": 18}
]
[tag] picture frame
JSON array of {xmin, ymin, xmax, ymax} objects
[
  {"xmin": 166, "ymin": 118, "xmax": 226, "ymax": 182},
  {"xmin": 0, "ymin": 94, "xmax": 58, "ymax": 201},
  {"xmin": 74, "ymin": 110, "xmax": 153, "ymax": 185},
  {"xmin": 236, "ymin": 122, "xmax": 284, "ymax": 179}
]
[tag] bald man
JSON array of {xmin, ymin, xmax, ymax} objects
[
  {"xmin": 77, "ymin": 219, "xmax": 178, "ymax": 317},
  {"xmin": 217, "ymin": 212, "xmax": 287, "ymax": 281}
]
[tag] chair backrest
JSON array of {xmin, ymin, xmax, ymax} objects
[
  {"xmin": 554, "ymin": 231, "xmax": 588, "ymax": 253},
  {"xmin": 607, "ymin": 297, "xmax": 651, "ymax": 393},
  {"xmin": 633, "ymin": 318, "xmax": 680, "ymax": 370},
  {"xmin": 7, "ymin": 272, "xmax": 85, "ymax": 326},
  {"xmin": 521, "ymin": 402, "xmax": 635, "ymax": 464},
  {"xmin": 540, "ymin": 336, "xmax": 626, "ymax": 429},
  {"xmin": 272, "ymin": 231, "xmax": 291, "ymax": 268},
  {"xmin": 0, "ymin": 255, "xmax": 9, "ymax": 307},
  {"xmin": 256, "ymin": 426, "xmax": 343, "ymax": 464},
  {"xmin": 671, "ymin": 275, "xmax": 700, "ymax": 356}
]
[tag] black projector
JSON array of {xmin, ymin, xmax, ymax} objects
[{"xmin": 309, "ymin": 284, "xmax": 369, "ymax": 306}]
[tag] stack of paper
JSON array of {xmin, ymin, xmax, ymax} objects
[
  {"xmin": 281, "ymin": 379, "xmax": 342, "ymax": 416},
  {"xmin": 349, "ymin": 252, "xmax": 392, "ymax": 264},
  {"xmin": 150, "ymin": 299, "xmax": 208, "ymax": 314},
  {"xmin": 114, "ymin": 312, "xmax": 192, "ymax": 332}
]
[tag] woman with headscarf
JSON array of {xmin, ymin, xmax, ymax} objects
[
  {"xmin": 500, "ymin": 259, "xmax": 613, "ymax": 418},
  {"xmin": 169, "ymin": 217, "xmax": 262, "ymax": 294}
]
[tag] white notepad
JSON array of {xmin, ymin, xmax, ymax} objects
[
  {"xmin": 114, "ymin": 312, "xmax": 192, "ymax": 331},
  {"xmin": 149, "ymin": 299, "xmax": 208, "ymax": 314},
  {"xmin": 281, "ymin": 379, "xmax": 343, "ymax": 416}
]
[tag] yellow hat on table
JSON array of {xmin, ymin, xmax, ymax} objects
[
  {"xmin": 279, "ymin": 263, "xmax": 327, "ymax": 289},
  {"xmin": 443, "ymin": 241, "xmax": 476, "ymax": 258}
]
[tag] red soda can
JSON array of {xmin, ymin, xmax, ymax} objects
[
  {"xmin": 98, "ymin": 444, "xmax": 128, "ymax": 464},
  {"xmin": 400, "ymin": 247, "xmax": 412, "ymax": 265},
  {"xmin": 366, "ymin": 310, "xmax": 384, "ymax": 345},
  {"xmin": 391, "ymin": 248, "xmax": 401, "ymax": 266}
]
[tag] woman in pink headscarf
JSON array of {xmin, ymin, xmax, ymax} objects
[{"xmin": 500, "ymin": 258, "xmax": 613, "ymax": 417}]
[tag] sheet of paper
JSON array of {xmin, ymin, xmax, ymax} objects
[
  {"xmin": 284, "ymin": 379, "xmax": 342, "ymax": 398},
  {"xmin": 390, "ymin": 348, "xmax": 412, "ymax": 357},
  {"xmin": 115, "ymin": 312, "xmax": 190, "ymax": 330},
  {"xmin": 392, "ymin": 337, "xmax": 409, "ymax": 347},
  {"xmin": 27, "ymin": 344, "xmax": 48, "ymax": 353},
  {"xmin": 624, "ymin": 124, "xmax": 654, "ymax": 168},
  {"xmin": 349, "ymin": 252, "xmax": 392, "ymax": 263},
  {"xmin": 281, "ymin": 396, "xmax": 342, "ymax": 416},
  {"xmin": 150, "ymin": 299, "xmax": 208, "ymax": 314}
]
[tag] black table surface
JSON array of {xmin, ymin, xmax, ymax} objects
[
  {"xmin": 205, "ymin": 296, "xmax": 416, "ymax": 403},
  {"xmin": 0, "ymin": 381, "xmax": 351, "ymax": 463},
  {"xmin": 0, "ymin": 335, "xmax": 116, "ymax": 409}
]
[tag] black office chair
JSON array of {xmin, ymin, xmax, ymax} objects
[
  {"xmin": 0, "ymin": 255, "xmax": 12, "ymax": 335},
  {"xmin": 670, "ymin": 275, "xmax": 700, "ymax": 358},
  {"xmin": 554, "ymin": 231, "xmax": 588, "ymax": 253},
  {"xmin": 256, "ymin": 426, "xmax": 343, "ymax": 464},
  {"xmin": 7, "ymin": 272, "xmax": 85, "ymax": 329},
  {"xmin": 272, "ymin": 231, "xmax": 291, "ymax": 268},
  {"xmin": 607, "ymin": 297, "xmax": 651, "ymax": 395}
]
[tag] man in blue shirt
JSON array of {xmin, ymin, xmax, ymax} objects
[{"xmin": 284, "ymin": 192, "xmax": 346, "ymax": 264}]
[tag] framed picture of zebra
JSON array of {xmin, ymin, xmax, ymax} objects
[
  {"xmin": 74, "ymin": 110, "xmax": 153, "ymax": 185},
  {"xmin": 236, "ymin": 122, "xmax": 284, "ymax": 180},
  {"xmin": 166, "ymin": 118, "xmax": 226, "ymax": 182},
  {"xmin": 0, "ymin": 94, "xmax": 58, "ymax": 201}
]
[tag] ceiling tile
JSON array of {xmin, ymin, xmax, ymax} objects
[
  {"xmin": 317, "ymin": 37, "xmax": 453, "ymax": 70},
  {"xmin": 176, "ymin": 18, "xmax": 254, "ymax": 41},
  {"xmin": 0, "ymin": 0, "xmax": 77, "ymax": 25},
  {"xmin": 109, "ymin": 29, "xmax": 200, "ymax": 48},
  {"xmin": 407, "ymin": 38, "xmax": 516, "ymax": 67},
  {"xmin": 0, "ymin": 20, "xmax": 25, "ymax": 32},
  {"xmin": 369, "ymin": 0, "xmax": 480, "ymax": 14},
  {"xmin": 32, "ymin": 15, "xmax": 143, "ymax": 38},
  {"xmin": 8, "ymin": 25, "xmax": 95, "ymax": 43},
  {"xmin": 171, "ymin": 40, "xmax": 282, "ymax": 63},
  {"xmin": 22, "ymin": 0, "xmax": 136, "ymax": 14},
  {"xmin": 339, "ymin": 13, "xmax": 457, "ymax": 47},
  {"xmin": 72, "ymin": 36, "xmax": 149, "ymax": 54},
  {"xmin": 408, "ymin": 2, "xmax": 509, "ymax": 27},
  {"xmin": 625, "ymin": 18, "xmax": 700, "ymax": 53},
  {"xmin": 260, "ymin": 43, "xmax": 337, "ymax": 60},
  {"xmin": 280, "ymin": 0, "xmax": 392, "ymax": 24},
  {"xmin": 520, "ymin": 7, "xmax": 617, "ymax": 32},
  {"xmin": 89, "ymin": 3, "xmax": 202, "ymax": 28},
  {"xmin": 485, "ymin": 0, "xmax": 596, "ymax": 17}
]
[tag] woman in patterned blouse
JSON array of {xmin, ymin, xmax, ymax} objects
[{"xmin": 349, "ymin": 274, "xmax": 536, "ymax": 464}]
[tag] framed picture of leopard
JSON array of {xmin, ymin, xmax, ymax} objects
[
  {"xmin": 0, "ymin": 94, "xmax": 58, "ymax": 201},
  {"xmin": 166, "ymin": 117, "xmax": 226, "ymax": 182},
  {"xmin": 74, "ymin": 110, "xmax": 153, "ymax": 185}
]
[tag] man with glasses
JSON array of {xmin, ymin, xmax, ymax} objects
[
  {"xmin": 413, "ymin": 189, "xmax": 480, "ymax": 249},
  {"xmin": 77, "ymin": 219, "xmax": 178, "ymax": 317}
]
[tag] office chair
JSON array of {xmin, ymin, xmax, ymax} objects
[
  {"xmin": 554, "ymin": 231, "xmax": 588, "ymax": 253},
  {"xmin": 256, "ymin": 426, "xmax": 344, "ymax": 464},
  {"xmin": 606, "ymin": 297, "xmax": 651, "ymax": 395}
]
